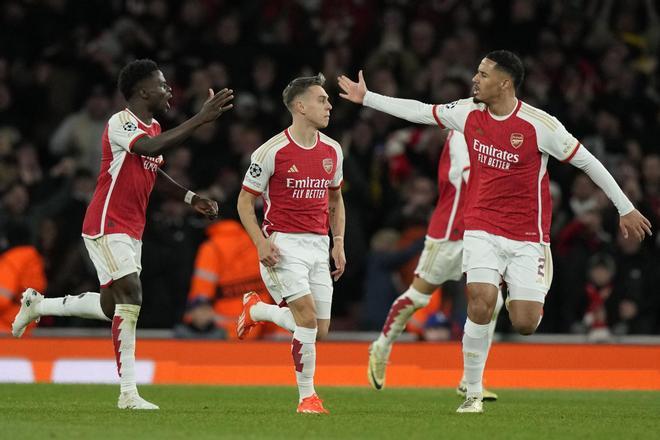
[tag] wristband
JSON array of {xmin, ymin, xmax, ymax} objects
[
  {"xmin": 184, "ymin": 190, "xmax": 196, "ymax": 205},
  {"xmin": 333, "ymin": 236, "xmax": 343, "ymax": 241}
]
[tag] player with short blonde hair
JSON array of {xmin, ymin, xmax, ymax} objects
[{"xmin": 237, "ymin": 73, "xmax": 346, "ymax": 414}]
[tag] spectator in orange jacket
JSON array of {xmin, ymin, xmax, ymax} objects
[{"xmin": 0, "ymin": 222, "xmax": 47, "ymax": 335}]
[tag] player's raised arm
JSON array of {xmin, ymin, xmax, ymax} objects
[
  {"xmin": 567, "ymin": 147, "xmax": 652, "ymax": 241},
  {"xmin": 338, "ymin": 70, "xmax": 436, "ymax": 125},
  {"xmin": 532, "ymin": 109, "xmax": 653, "ymax": 242},
  {"xmin": 133, "ymin": 88, "xmax": 234, "ymax": 157}
]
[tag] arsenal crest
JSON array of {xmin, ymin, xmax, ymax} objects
[
  {"xmin": 322, "ymin": 158, "xmax": 333, "ymax": 174},
  {"xmin": 510, "ymin": 133, "xmax": 524, "ymax": 149}
]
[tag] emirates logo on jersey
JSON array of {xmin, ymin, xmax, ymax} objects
[
  {"xmin": 510, "ymin": 133, "xmax": 524, "ymax": 149},
  {"xmin": 322, "ymin": 158, "xmax": 333, "ymax": 174}
]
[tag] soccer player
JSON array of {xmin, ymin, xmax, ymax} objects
[
  {"xmin": 236, "ymin": 73, "xmax": 345, "ymax": 414},
  {"xmin": 367, "ymin": 130, "xmax": 502, "ymax": 401},
  {"xmin": 338, "ymin": 50, "xmax": 652, "ymax": 413},
  {"xmin": 12, "ymin": 59, "xmax": 234, "ymax": 409}
]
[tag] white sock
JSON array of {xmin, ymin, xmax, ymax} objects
[
  {"xmin": 112, "ymin": 304, "xmax": 140, "ymax": 394},
  {"xmin": 250, "ymin": 302, "xmax": 295, "ymax": 332},
  {"xmin": 461, "ymin": 290, "xmax": 504, "ymax": 384},
  {"xmin": 36, "ymin": 292, "xmax": 110, "ymax": 321},
  {"xmin": 462, "ymin": 318, "xmax": 490, "ymax": 399},
  {"xmin": 292, "ymin": 326, "xmax": 317, "ymax": 401},
  {"xmin": 488, "ymin": 291, "xmax": 504, "ymax": 351},
  {"xmin": 376, "ymin": 286, "xmax": 431, "ymax": 347}
]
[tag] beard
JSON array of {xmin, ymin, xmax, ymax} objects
[{"xmin": 472, "ymin": 97, "xmax": 484, "ymax": 104}]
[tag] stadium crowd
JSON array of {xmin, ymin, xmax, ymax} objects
[{"xmin": 1, "ymin": 0, "xmax": 659, "ymax": 338}]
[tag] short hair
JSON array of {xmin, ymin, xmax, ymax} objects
[
  {"xmin": 485, "ymin": 50, "xmax": 525, "ymax": 89},
  {"xmin": 282, "ymin": 73, "xmax": 326, "ymax": 111},
  {"xmin": 118, "ymin": 59, "xmax": 159, "ymax": 100}
]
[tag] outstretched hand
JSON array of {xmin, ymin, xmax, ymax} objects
[
  {"xmin": 338, "ymin": 70, "xmax": 368, "ymax": 104},
  {"xmin": 199, "ymin": 88, "xmax": 234, "ymax": 123},
  {"xmin": 192, "ymin": 196, "xmax": 219, "ymax": 220},
  {"xmin": 619, "ymin": 209, "xmax": 652, "ymax": 241}
]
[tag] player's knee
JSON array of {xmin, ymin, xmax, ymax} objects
[
  {"xmin": 467, "ymin": 298, "xmax": 493, "ymax": 323},
  {"xmin": 99, "ymin": 291, "xmax": 115, "ymax": 319},
  {"xmin": 316, "ymin": 327, "xmax": 329, "ymax": 340},
  {"xmin": 511, "ymin": 318, "xmax": 538, "ymax": 335},
  {"xmin": 296, "ymin": 311, "xmax": 317, "ymax": 329},
  {"xmin": 111, "ymin": 274, "xmax": 142, "ymax": 305}
]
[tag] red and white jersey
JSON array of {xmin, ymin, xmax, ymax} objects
[
  {"xmin": 432, "ymin": 98, "xmax": 580, "ymax": 244},
  {"xmin": 427, "ymin": 130, "xmax": 470, "ymax": 241},
  {"xmin": 241, "ymin": 128, "xmax": 343, "ymax": 236},
  {"xmin": 82, "ymin": 109, "xmax": 163, "ymax": 240}
]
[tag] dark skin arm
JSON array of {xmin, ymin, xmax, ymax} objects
[
  {"xmin": 133, "ymin": 88, "xmax": 234, "ymax": 157},
  {"xmin": 157, "ymin": 169, "xmax": 218, "ymax": 220}
]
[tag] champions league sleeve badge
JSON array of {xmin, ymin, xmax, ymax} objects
[
  {"xmin": 122, "ymin": 121, "xmax": 137, "ymax": 132},
  {"xmin": 249, "ymin": 163, "xmax": 262, "ymax": 178}
]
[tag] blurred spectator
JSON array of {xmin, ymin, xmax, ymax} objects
[
  {"xmin": 608, "ymin": 231, "xmax": 660, "ymax": 335},
  {"xmin": 361, "ymin": 228, "xmax": 423, "ymax": 330},
  {"xmin": 49, "ymin": 86, "xmax": 111, "ymax": 174},
  {"xmin": 581, "ymin": 253, "xmax": 616, "ymax": 342},
  {"xmin": 0, "ymin": 221, "xmax": 47, "ymax": 335},
  {"xmin": 174, "ymin": 296, "xmax": 227, "ymax": 339}
]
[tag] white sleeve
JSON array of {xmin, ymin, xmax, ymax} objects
[
  {"xmin": 330, "ymin": 146, "xmax": 344, "ymax": 189},
  {"xmin": 108, "ymin": 112, "xmax": 149, "ymax": 153},
  {"xmin": 448, "ymin": 131, "xmax": 471, "ymax": 183},
  {"xmin": 569, "ymin": 146, "xmax": 634, "ymax": 216},
  {"xmin": 432, "ymin": 98, "xmax": 482, "ymax": 133},
  {"xmin": 532, "ymin": 114, "xmax": 581, "ymax": 162},
  {"xmin": 363, "ymin": 91, "xmax": 439, "ymax": 126},
  {"xmin": 242, "ymin": 148, "xmax": 275, "ymax": 195}
]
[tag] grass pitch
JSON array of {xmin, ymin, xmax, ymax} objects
[{"xmin": 2, "ymin": 384, "xmax": 659, "ymax": 439}]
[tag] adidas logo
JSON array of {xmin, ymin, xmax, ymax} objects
[{"xmin": 288, "ymin": 165, "xmax": 299, "ymax": 173}]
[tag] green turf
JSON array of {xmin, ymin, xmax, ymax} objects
[{"xmin": 1, "ymin": 384, "xmax": 659, "ymax": 439}]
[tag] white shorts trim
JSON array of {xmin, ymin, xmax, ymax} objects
[
  {"xmin": 414, "ymin": 237, "xmax": 463, "ymax": 285},
  {"xmin": 507, "ymin": 284, "xmax": 546, "ymax": 304},
  {"xmin": 260, "ymin": 232, "xmax": 333, "ymax": 319},
  {"xmin": 84, "ymin": 234, "xmax": 142, "ymax": 286},
  {"xmin": 466, "ymin": 268, "xmax": 500, "ymax": 287}
]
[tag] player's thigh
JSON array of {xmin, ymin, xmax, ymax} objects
[
  {"xmin": 84, "ymin": 234, "xmax": 141, "ymax": 287},
  {"xmin": 503, "ymin": 241, "xmax": 552, "ymax": 305},
  {"xmin": 309, "ymin": 254, "xmax": 333, "ymax": 321},
  {"xmin": 316, "ymin": 319, "xmax": 330, "ymax": 339},
  {"xmin": 287, "ymin": 293, "xmax": 317, "ymax": 327},
  {"xmin": 507, "ymin": 299, "xmax": 544, "ymax": 328},
  {"xmin": 415, "ymin": 237, "xmax": 463, "ymax": 287}
]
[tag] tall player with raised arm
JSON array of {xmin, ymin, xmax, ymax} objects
[
  {"xmin": 368, "ymin": 130, "xmax": 503, "ymax": 402},
  {"xmin": 339, "ymin": 50, "xmax": 652, "ymax": 413},
  {"xmin": 12, "ymin": 59, "xmax": 234, "ymax": 409},
  {"xmin": 237, "ymin": 73, "xmax": 345, "ymax": 414}
]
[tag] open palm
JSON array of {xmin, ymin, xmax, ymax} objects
[{"xmin": 338, "ymin": 70, "xmax": 368, "ymax": 104}]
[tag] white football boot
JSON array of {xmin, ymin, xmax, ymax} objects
[
  {"xmin": 12, "ymin": 288, "xmax": 43, "ymax": 337},
  {"xmin": 118, "ymin": 391, "xmax": 159, "ymax": 410},
  {"xmin": 456, "ymin": 396, "xmax": 484, "ymax": 413},
  {"xmin": 367, "ymin": 342, "xmax": 391, "ymax": 390},
  {"xmin": 457, "ymin": 380, "xmax": 498, "ymax": 401}
]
